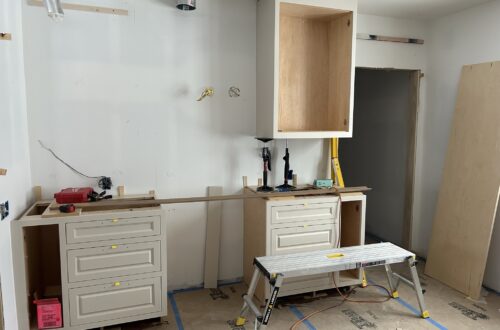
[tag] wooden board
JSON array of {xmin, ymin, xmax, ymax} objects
[
  {"xmin": 425, "ymin": 62, "xmax": 500, "ymax": 299},
  {"xmin": 27, "ymin": 0, "xmax": 128, "ymax": 16},
  {"xmin": 49, "ymin": 186, "xmax": 371, "ymax": 211},
  {"xmin": 402, "ymin": 71, "xmax": 421, "ymax": 249},
  {"xmin": 357, "ymin": 33, "xmax": 424, "ymax": 45},
  {"xmin": 204, "ymin": 187, "xmax": 223, "ymax": 288}
]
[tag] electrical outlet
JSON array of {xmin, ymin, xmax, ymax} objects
[{"xmin": 0, "ymin": 201, "xmax": 9, "ymax": 220}]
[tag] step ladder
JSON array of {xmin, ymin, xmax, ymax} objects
[{"xmin": 236, "ymin": 242, "xmax": 429, "ymax": 330}]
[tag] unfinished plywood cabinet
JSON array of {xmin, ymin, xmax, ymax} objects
[
  {"xmin": 11, "ymin": 202, "xmax": 167, "ymax": 329},
  {"xmin": 244, "ymin": 191, "xmax": 365, "ymax": 301},
  {"xmin": 257, "ymin": 0, "xmax": 357, "ymax": 139}
]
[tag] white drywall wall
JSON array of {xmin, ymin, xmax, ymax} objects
[
  {"xmin": 423, "ymin": 0, "xmax": 500, "ymax": 291},
  {"xmin": 355, "ymin": 14, "xmax": 429, "ymax": 254},
  {"xmin": 0, "ymin": 0, "xmax": 32, "ymax": 328},
  {"xmin": 21, "ymin": 0, "xmax": 327, "ymax": 290}
]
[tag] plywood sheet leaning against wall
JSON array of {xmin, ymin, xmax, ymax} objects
[{"xmin": 425, "ymin": 61, "xmax": 500, "ymax": 300}]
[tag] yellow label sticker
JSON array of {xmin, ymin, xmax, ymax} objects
[{"xmin": 327, "ymin": 253, "xmax": 344, "ymax": 259}]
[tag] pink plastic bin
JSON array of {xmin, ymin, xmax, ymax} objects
[{"xmin": 33, "ymin": 298, "xmax": 62, "ymax": 329}]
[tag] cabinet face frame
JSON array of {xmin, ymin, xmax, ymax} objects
[{"xmin": 257, "ymin": 0, "xmax": 358, "ymax": 139}]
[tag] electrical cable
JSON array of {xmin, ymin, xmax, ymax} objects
[
  {"xmin": 289, "ymin": 193, "xmax": 391, "ymax": 330},
  {"xmin": 289, "ymin": 281, "xmax": 391, "ymax": 330},
  {"xmin": 38, "ymin": 140, "xmax": 112, "ymax": 190}
]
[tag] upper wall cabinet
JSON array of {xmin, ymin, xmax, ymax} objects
[{"xmin": 257, "ymin": 0, "xmax": 357, "ymax": 139}]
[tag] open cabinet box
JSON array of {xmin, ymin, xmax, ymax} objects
[
  {"xmin": 257, "ymin": 0, "xmax": 357, "ymax": 139},
  {"xmin": 279, "ymin": 3, "xmax": 353, "ymax": 133}
]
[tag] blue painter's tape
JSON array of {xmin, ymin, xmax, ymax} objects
[
  {"xmin": 289, "ymin": 305, "xmax": 316, "ymax": 330},
  {"xmin": 367, "ymin": 280, "xmax": 447, "ymax": 330},
  {"xmin": 168, "ymin": 292, "xmax": 185, "ymax": 330}
]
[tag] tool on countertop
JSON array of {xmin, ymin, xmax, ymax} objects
[
  {"xmin": 314, "ymin": 179, "xmax": 334, "ymax": 189},
  {"xmin": 54, "ymin": 187, "xmax": 93, "ymax": 204},
  {"xmin": 54, "ymin": 187, "xmax": 112, "ymax": 204},
  {"xmin": 88, "ymin": 190, "xmax": 113, "ymax": 202},
  {"xmin": 276, "ymin": 140, "xmax": 295, "ymax": 192},
  {"xmin": 59, "ymin": 204, "xmax": 76, "ymax": 213},
  {"xmin": 256, "ymin": 138, "xmax": 274, "ymax": 192}
]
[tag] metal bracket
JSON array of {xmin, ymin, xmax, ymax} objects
[{"xmin": 0, "ymin": 201, "xmax": 9, "ymax": 220}]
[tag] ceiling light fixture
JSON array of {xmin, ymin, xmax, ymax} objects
[
  {"xmin": 43, "ymin": 0, "xmax": 64, "ymax": 22},
  {"xmin": 176, "ymin": 0, "xmax": 196, "ymax": 11}
]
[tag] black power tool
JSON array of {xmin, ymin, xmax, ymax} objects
[
  {"xmin": 256, "ymin": 138, "xmax": 274, "ymax": 192},
  {"xmin": 276, "ymin": 140, "xmax": 295, "ymax": 191}
]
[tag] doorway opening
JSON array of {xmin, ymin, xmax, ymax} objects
[{"xmin": 340, "ymin": 68, "xmax": 420, "ymax": 249}]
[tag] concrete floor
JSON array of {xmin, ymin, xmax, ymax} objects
[{"xmin": 114, "ymin": 263, "xmax": 500, "ymax": 330}]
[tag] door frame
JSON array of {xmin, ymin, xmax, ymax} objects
[{"xmin": 355, "ymin": 67, "xmax": 421, "ymax": 250}]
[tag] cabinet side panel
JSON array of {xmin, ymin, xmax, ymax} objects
[
  {"xmin": 257, "ymin": 0, "xmax": 276, "ymax": 138},
  {"xmin": 243, "ymin": 197, "xmax": 267, "ymax": 301},
  {"xmin": 328, "ymin": 12, "xmax": 353, "ymax": 132}
]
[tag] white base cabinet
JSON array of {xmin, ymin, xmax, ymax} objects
[
  {"xmin": 12, "ymin": 203, "xmax": 167, "ymax": 330},
  {"xmin": 244, "ymin": 191, "xmax": 366, "ymax": 301}
]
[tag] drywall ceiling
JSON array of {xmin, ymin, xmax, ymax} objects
[{"xmin": 358, "ymin": 0, "xmax": 492, "ymax": 20}]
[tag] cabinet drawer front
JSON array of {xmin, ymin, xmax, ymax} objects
[
  {"xmin": 66, "ymin": 216, "xmax": 161, "ymax": 244},
  {"xmin": 271, "ymin": 224, "xmax": 337, "ymax": 255},
  {"xmin": 67, "ymin": 241, "xmax": 161, "ymax": 282},
  {"xmin": 271, "ymin": 202, "xmax": 338, "ymax": 225},
  {"xmin": 69, "ymin": 277, "xmax": 161, "ymax": 326}
]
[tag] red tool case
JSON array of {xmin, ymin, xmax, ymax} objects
[{"xmin": 54, "ymin": 187, "xmax": 93, "ymax": 204}]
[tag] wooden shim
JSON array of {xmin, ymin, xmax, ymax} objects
[
  {"xmin": 27, "ymin": 0, "xmax": 128, "ymax": 16},
  {"xmin": 204, "ymin": 187, "xmax": 223, "ymax": 288},
  {"xmin": 0, "ymin": 33, "xmax": 11, "ymax": 41},
  {"xmin": 357, "ymin": 33, "xmax": 424, "ymax": 45},
  {"xmin": 117, "ymin": 186, "xmax": 125, "ymax": 197},
  {"xmin": 425, "ymin": 62, "xmax": 500, "ymax": 299},
  {"xmin": 33, "ymin": 186, "xmax": 42, "ymax": 202},
  {"xmin": 49, "ymin": 186, "xmax": 371, "ymax": 210},
  {"xmin": 0, "ymin": 169, "xmax": 6, "ymax": 176}
]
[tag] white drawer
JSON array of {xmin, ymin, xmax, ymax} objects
[
  {"xmin": 271, "ymin": 202, "xmax": 338, "ymax": 225},
  {"xmin": 67, "ymin": 241, "xmax": 161, "ymax": 282},
  {"xmin": 66, "ymin": 216, "xmax": 161, "ymax": 244},
  {"xmin": 69, "ymin": 277, "xmax": 162, "ymax": 326},
  {"xmin": 271, "ymin": 224, "xmax": 338, "ymax": 255}
]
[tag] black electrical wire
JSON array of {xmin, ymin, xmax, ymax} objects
[{"xmin": 38, "ymin": 140, "xmax": 112, "ymax": 189}]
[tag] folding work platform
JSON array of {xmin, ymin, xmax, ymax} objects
[{"xmin": 236, "ymin": 242, "xmax": 429, "ymax": 329}]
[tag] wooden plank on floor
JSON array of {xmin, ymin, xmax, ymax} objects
[
  {"xmin": 204, "ymin": 186, "xmax": 223, "ymax": 288},
  {"xmin": 425, "ymin": 61, "xmax": 500, "ymax": 299}
]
